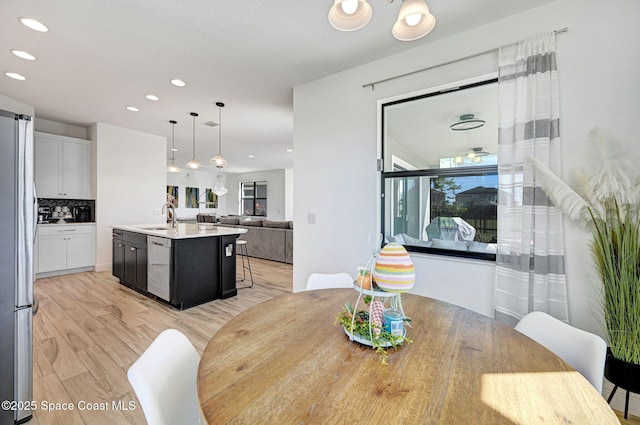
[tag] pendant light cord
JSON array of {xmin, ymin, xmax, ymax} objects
[
  {"xmin": 191, "ymin": 112, "xmax": 198, "ymax": 158},
  {"xmin": 171, "ymin": 120, "xmax": 176, "ymax": 161},
  {"xmin": 216, "ymin": 102, "xmax": 225, "ymax": 155}
]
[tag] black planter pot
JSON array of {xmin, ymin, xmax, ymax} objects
[{"xmin": 604, "ymin": 347, "xmax": 640, "ymax": 419}]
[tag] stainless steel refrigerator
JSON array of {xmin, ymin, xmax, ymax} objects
[{"xmin": 0, "ymin": 109, "xmax": 35, "ymax": 425}]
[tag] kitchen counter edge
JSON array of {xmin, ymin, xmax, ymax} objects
[{"xmin": 111, "ymin": 223, "xmax": 246, "ymax": 240}]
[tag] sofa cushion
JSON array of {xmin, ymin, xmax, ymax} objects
[
  {"xmin": 219, "ymin": 217, "xmax": 240, "ymax": 225},
  {"xmin": 241, "ymin": 219, "xmax": 263, "ymax": 227},
  {"xmin": 262, "ymin": 220, "xmax": 290, "ymax": 229}
]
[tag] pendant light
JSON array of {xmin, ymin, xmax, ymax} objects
[
  {"xmin": 328, "ymin": 0, "xmax": 372, "ymax": 32},
  {"xmin": 212, "ymin": 173, "xmax": 228, "ymax": 196},
  {"xmin": 211, "ymin": 102, "xmax": 228, "ymax": 196},
  {"xmin": 392, "ymin": 0, "xmax": 436, "ymax": 41},
  {"xmin": 210, "ymin": 102, "xmax": 227, "ymax": 167},
  {"xmin": 185, "ymin": 112, "xmax": 202, "ymax": 169},
  {"xmin": 166, "ymin": 120, "xmax": 181, "ymax": 173},
  {"xmin": 328, "ymin": 0, "xmax": 435, "ymax": 42}
]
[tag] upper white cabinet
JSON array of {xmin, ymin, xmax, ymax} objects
[{"xmin": 35, "ymin": 132, "xmax": 92, "ymax": 199}]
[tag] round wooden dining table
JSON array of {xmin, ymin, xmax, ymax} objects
[{"xmin": 197, "ymin": 289, "xmax": 619, "ymax": 424}]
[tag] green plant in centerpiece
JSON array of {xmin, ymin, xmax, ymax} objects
[
  {"xmin": 335, "ymin": 299, "xmax": 412, "ymax": 365},
  {"xmin": 529, "ymin": 128, "xmax": 640, "ymax": 365}
]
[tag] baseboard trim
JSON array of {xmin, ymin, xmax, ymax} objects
[{"xmin": 94, "ymin": 262, "xmax": 111, "ymax": 273}]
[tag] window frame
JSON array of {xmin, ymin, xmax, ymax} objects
[
  {"xmin": 380, "ymin": 78, "xmax": 498, "ymax": 261},
  {"xmin": 240, "ymin": 181, "xmax": 268, "ymax": 217}
]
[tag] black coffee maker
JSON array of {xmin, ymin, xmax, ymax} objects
[{"xmin": 73, "ymin": 206, "xmax": 91, "ymax": 222}]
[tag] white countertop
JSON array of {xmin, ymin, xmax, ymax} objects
[
  {"xmin": 38, "ymin": 222, "xmax": 96, "ymax": 227},
  {"xmin": 111, "ymin": 223, "xmax": 246, "ymax": 239}
]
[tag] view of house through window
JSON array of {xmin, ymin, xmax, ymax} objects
[
  {"xmin": 241, "ymin": 181, "xmax": 267, "ymax": 216},
  {"xmin": 381, "ymin": 79, "xmax": 498, "ymax": 260}
]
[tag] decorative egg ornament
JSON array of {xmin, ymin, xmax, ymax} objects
[
  {"xmin": 370, "ymin": 300, "xmax": 385, "ymax": 335},
  {"xmin": 373, "ymin": 243, "xmax": 415, "ymax": 293}
]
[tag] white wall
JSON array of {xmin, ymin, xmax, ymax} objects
[
  {"xmin": 225, "ymin": 169, "xmax": 287, "ymax": 220},
  {"xmin": 166, "ymin": 169, "xmax": 228, "ymax": 218},
  {"xmin": 285, "ymin": 168, "xmax": 294, "ymax": 221},
  {"xmin": 34, "ymin": 118, "xmax": 88, "ymax": 140},
  {"xmin": 92, "ymin": 123, "xmax": 166, "ymax": 272},
  {"xmin": 294, "ymin": 0, "xmax": 640, "ymax": 317},
  {"xmin": 0, "ymin": 94, "xmax": 34, "ymax": 116}
]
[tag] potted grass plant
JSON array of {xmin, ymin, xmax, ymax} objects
[{"xmin": 530, "ymin": 128, "xmax": 640, "ymax": 392}]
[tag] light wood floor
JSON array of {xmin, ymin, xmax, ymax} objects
[
  {"xmin": 29, "ymin": 257, "xmax": 292, "ymax": 425},
  {"xmin": 619, "ymin": 412, "xmax": 640, "ymax": 425}
]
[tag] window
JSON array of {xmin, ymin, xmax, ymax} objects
[
  {"xmin": 381, "ymin": 79, "xmax": 498, "ymax": 260},
  {"xmin": 241, "ymin": 181, "xmax": 267, "ymax": 216}
]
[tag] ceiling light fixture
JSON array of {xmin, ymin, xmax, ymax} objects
[
  {"xmin": 465, "ymin": 147, "xmax": 490, "ymax": 162},
  {"xmin": 211, "ymin": 102, "xmax": 228, "ymax": 196},
  {"xmin": 185, "ymin": 112, "xmax": 202, "ymax": 169},
  {"xmin": 212, "ymin": 174, "xmax": 228, "ymax": 197},
  {"xmin": 170, "ymin": 79, "xmax": 186, "ymax": 87},
  {"xmin": 328, "ymin": 0, "xmax": 372, "ymax": 31},
  {"xmin": 126, "ymin": 106, "xmax": 139, "ymax": 112},
  {"xmin": 145, "ymin": 94, "xmax": 159, "ymax": 101},
  {"xmin": 328, "ymin": 0, "xmax": 435, "ymax": 41},
  {"xmin": 392, "ymin": 0, "xmax": 436, "ymax": 41},
  {"xmin": 209, "ymin": 102, "xmax": 227, "ymax": 168},
  {"xmin": 4, "ymin": 72, "xmax": 26, "ymax": 81},
  {"xmin": 450, "ymin": 114, "xmax": 486, "ymax": 131},
  {"xmin": 19, "ymin": 17, "xmax": 48, "ymax": 32},
  {"xmin": 11, "ymin": 50, "xmax": 36, "ymax": 61},
  {"xmin": 167, "ymin": 120, "xmax": 181, "ymax": 173}
]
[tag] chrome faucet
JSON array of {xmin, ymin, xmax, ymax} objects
[{"xmin": 161, "ymin": 202, "xmax": 177, "ymax": 228}]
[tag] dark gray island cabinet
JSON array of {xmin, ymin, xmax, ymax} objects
[{"xmin": 112, "ymin": 224, "xmax": 244, "ymax": 309}]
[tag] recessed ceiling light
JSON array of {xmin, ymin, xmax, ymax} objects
[
  {"xmin": 145, "ymin": 94, "xmax": 159, "ymax": 101},
  {"xmin": 19, "ymin": 17, "xmax": 48, "ymax": 32},
  {"xmin": 171, "ymin": 148, "xmax": 178, "ymax": 152},
  {"xmin": 126, "ymin": 106, "xmax": 139, "ymax": 112},
  {"xmin": 5, "ymin": 72, "xmax": 26, "ymax": 81},
  {"xmin": 286, "ymin": 149, "xmax": 293, "ymax": 152},
  {"xmin": 11, "ymin": 50, "xmax": 36, "ymax": 61},
  {"xmin": 170, "ymin": 79, "xmax": 186, "ymax": 87},
  {"xmin": 248, "ymin": 155, "xmax": 256, "ymax": 159}
]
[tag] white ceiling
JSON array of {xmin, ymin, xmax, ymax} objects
[{"xmin": 0, "ymin": 0, "xmax": 554, "ymax": 173}]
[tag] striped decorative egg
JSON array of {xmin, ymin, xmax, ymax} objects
[{"xmin": 373, "ymin": 243, "xmax": 415, "ymax": 293}]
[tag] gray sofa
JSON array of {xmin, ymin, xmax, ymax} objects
[{"xmin": 218, "ymin": 217, "xmax": 293, "ymax": 264}]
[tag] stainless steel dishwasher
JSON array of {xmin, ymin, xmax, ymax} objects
[{"xmin": 147, "ymin": 236, "xmax": 171, "ymax": 301}]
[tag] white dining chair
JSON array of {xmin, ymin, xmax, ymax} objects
[
  {"xmin": 127, "ymin": 329, "xmax": 203, "ymax": 425},
  {"xmin": 306, "ymin": 272, "xmax": 353, "ymax": 290},
  {"xmin": 515, "ymin": 311, "xmax": 607, "ymax": 394}
]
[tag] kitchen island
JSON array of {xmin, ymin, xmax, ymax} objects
[{"xmin": 111, "ymin": 223, "xmax": 245, "ymax": 309}]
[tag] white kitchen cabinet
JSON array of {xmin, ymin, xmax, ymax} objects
[
  {"xmin": 36, "ymin": 224, "xmax": 95, "ymax": 276},
  {"xmin": 35, "ymin": 132, "xmax": 92, "ymax": 199}
]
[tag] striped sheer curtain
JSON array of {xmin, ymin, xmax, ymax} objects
[{"xmin": 494, "ymin": 33, "xmax": 569, "ymax": 326}]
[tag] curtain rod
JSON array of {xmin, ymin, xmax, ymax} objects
[{"xmin": 362, "ymin": 27, "xmax": 568, "ymax": 91}]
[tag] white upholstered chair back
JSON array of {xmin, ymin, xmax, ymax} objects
[{"xmin": 515, "ymin": 311, "xmax": 607, "ymax": 394}]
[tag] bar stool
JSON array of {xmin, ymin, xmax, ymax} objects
[{"xmin": 236, "ymin": 239, "xmax": 254, "ymax": 289}]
